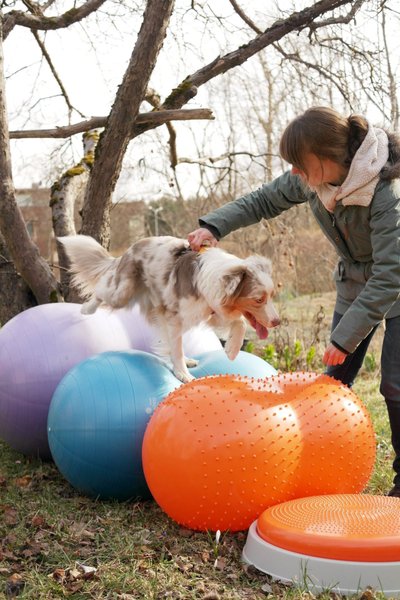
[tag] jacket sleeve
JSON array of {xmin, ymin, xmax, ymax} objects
[
  {"xmin": 199, "ymin": 171, "xmax": 308, "ymax": 238},
  {"xmin": 331, "ymin": 182, "xmax": 400, "ymax": 352}
]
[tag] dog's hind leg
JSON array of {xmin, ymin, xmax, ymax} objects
[
  {"xmin": 224, "ymin": 317, "xmax": 247, "ymax": 361},
  {"xmin": 164, "ymin": 318, "xmax": 195, "ymax": 383},
  {"xmin": 171, "ymin": 343, "xmax": 195, "ymax": 383},
  {"xmin": 81, "ymin": 297, "xmax": 102, "ymax": 314}
]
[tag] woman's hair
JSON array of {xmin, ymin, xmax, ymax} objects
[
  {"xmin": 279, "ymin": 106, "xmax": 368, "ymax": 175},
  {"xmin": 382, "ymin": 132, "xmax": 400, "ymax": 181}
]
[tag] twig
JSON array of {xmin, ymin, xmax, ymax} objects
[{"xmin": 31, "ymin": 30, "xmax": 86, "ymax": 119}]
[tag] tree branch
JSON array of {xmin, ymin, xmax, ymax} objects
[
  {"xmin": 3, "ymin": 0, "xmax": 108, "ymax": 39},
  {"xmin": 308, "ymin": 0, "xmax": 365, "ymax": 32},
  {"xmin": 272, "ymin": 43, "xmax": 353, "ymax": 104},
  {"xmin": 156, "ymin": 0, "xmax": 364, "ymax": 112},
  {"xmin": 228, "ymin": 0, "xmax": 262, "ymax": 35},
  {"xmin": 178, "ymin": 150, "xmax": 274, "ymax": 168},
  {"xmin": 9, "ymin": 108, "xmax": 214, "ymax": 139},
  {"xmin": 145, "ymin": 87, "xmax": 178, "ymax": 169}
]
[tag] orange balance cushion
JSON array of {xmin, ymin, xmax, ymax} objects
[{"xmin": 257, "ymin": 494, "xmax": 400, "ymax": 562}]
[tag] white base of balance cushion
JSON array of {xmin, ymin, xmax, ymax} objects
[{"xmin": 243, "ymin": 521, "xmax": 400, "ymax": 596}]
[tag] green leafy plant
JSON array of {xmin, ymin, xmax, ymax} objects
[
  {"xmin": 261, "ymin": 343, "xmax": 278, "ymax": 368},
  {"xmin": 243, "ymin": 340, "xmax": 255, "ymax": 354},
  {"xmin": 306, "ymin": 346, "xmax": 317, "ymax": 369},
  {"xmin": 364, "ymin": 352, "xmax": 377, "ymax": 373}
]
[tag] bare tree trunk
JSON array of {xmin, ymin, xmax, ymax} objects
[
  {"xmin": 51, "ymin": 129, "xmax": 100, "ymax": 299},
  {"xmin": 0, "ymin": 14, "xmax": 62, "ymax": 305},
  {"xmin": 80, "ymin": 0, "xmax": 175, "ymax": 247},
  {"xmin": 0, "ymin": 230, "xmax": 37, "ymax": 324}
]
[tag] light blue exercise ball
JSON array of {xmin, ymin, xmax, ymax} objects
[
  {"xmin": 47, "ymin": 350, "xmax": 180, "ymax": 501},
  {"xmin": 189, "ymin": 350, "xmax": 277, "ymax": 378}
]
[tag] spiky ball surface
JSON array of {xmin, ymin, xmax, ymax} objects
[{"xmin": 142, "ymin": 372, "xmax": 375, "ymax": 532}]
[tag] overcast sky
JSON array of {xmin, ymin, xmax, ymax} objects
[{"xmin": 4, "ymin": 1, "xmax": 400, "ymax": 200}]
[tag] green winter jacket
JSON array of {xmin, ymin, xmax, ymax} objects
[{"xmin": 199, "ymin": 170, "xmax": 400, "ymax": 354}]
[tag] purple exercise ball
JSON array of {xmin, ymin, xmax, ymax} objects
[
  {"xmin": 115, "ymin": 306, "xmax": 222, "ymax": 355},
  {"xmin": 0, "ymin": 303, "xmax": 221, "ymax": 459},
  {"xmin": 0, "ymin": 303, "xmax": 132, "ymax": 459}
]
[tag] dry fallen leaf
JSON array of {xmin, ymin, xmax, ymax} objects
[
  {"xmin": 203, "ymin": 592, "xmax": 221, "ymax": 600},
  {"xmin": 359, "ymin": 588, "xmax": 376, "ymax": 600},
  {"xmin": 50, "ymin": 568, "xmax": 66, "ymax": 583},
  {"xmin": 13, "ymin": 475, "xmax": 32, "ymax": 488},
  {"xmin": 213, "ymin": 556, "xmax": 227, "ymax": 571},
  {"xmin": 49, "ymin": 562, "xmax": 98, "ymax": 591},
  {"xmin": 76, "ymin": 562, "xmax": 97, "ymax": 578},
  {"xmin": 68, "ymin": 567, "xmax": 82, "ymax": 581},
  {"xmin": 174, "ymin": 557, "xmax": 193, "ymax": 572},
  {"xmin": 178, "ymin": 528, "xmax": 194, "ymax": 538},
  {"xmin": 30, "ymin": 514, "xmax": 47, "ymax": 528},
  {"xmin": 1, "ymin": 505, "xmax": 18, "ymax": 526},
  {"xmin": 6, "ymin": 573, "xmax": 25, "ymax": 597}
]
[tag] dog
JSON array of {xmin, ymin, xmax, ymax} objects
[{"xmin": 58, "ymin": 235, "xmax": 280, "ymax": 383}]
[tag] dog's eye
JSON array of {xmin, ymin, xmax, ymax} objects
[{"xmin": 254, "ymin": 292, "xmax": 269, "ymax": 304}]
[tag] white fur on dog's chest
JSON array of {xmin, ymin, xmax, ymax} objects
[{"xmin": 177, "ymin": 297, "xmax": 214, "ymax": 329}]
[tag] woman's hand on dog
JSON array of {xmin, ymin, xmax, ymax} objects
[{"xmin": 188, "ymin": 228, "xmax": 218, "ymax": 252}]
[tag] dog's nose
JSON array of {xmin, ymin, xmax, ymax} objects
[{"xmin": 270, "ymin": 317, "xmax": 281, "ymax": 327}]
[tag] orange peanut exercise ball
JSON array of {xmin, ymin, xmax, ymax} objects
[
  {"xmin": 289, "ymin": 375, "xmax": 376, "ymax": 496},
  {"xmin": 143, "ymin": 375, "xmax": 303, "ymax": 532},
  {"xmin": 142, "ymin": 372, "xmax": 376, "ymax": 532},
  {"xmin": 261, "ymin": 371, "xmax": 376, "ymax": 496}
]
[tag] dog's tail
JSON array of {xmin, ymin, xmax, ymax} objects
[{"xmin": 58, "ymin": 235, "xmax": 115, "ymax": 298}]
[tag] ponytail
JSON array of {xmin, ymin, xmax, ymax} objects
[{"xmin": 346, "ymin": 115, "xmax": 368, "ymax": 165}]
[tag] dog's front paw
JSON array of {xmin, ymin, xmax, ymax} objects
[
  {"xmin": 224, "ymin": 337, "xmax": 241, "ymax": 361},
  {"xmin": 185, "ymin": 357, "xmax": 198, "ymax": 368}
]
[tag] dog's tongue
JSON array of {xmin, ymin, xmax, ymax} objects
[
  {"xmin": 246, "ymin": 314, "xmax": 269, "ymax": 339},
  {"xmin": 255, "ymin": 321, "xmax": 269, "ymax": 340}
]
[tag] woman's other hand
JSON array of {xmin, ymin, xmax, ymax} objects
[{"xmin": 323, "ymin": 343, "xmax": 347, "ymax": 366}]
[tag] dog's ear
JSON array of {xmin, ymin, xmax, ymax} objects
[
  {"xmin": 221, "ymin": 267, "xmax": 247, "ymax": 303},
  {"xmin": 244, "ymin": 255, "xmax": 272, "ymax": 274}
]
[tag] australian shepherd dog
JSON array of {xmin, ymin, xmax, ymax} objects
[{"xmin": 58, "ymin": 235, "xmax": 280, "ymax": 383}]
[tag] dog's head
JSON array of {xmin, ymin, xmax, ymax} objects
[{"xmin": 221, "ymin": 255, "xmax": 280, "ymax": 339}]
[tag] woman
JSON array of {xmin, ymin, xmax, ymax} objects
[{"xmin": 188, "ymin": 106, "xmax": 400, "ymax": 496}]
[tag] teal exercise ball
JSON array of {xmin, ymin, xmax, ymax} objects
[
  {"xmin": 189, "ymin": 350, "xmax": 277, "ymax": 378},
  {"xmin": 47, "ymin": 350, "xmax": 180, "ymax": 500}
]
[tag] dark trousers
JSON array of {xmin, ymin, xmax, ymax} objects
[{"xmin": 326, "ymin": 311, "xmax": 400, "ymax": 486}]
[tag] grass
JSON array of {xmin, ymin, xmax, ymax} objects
[
  {"xmin": 0, "ymin": 292, "xmax": 394, "ymax": 600},
  {"xmin": 0, "ymin": 450, "xmax": 269, "ymax": 600}
]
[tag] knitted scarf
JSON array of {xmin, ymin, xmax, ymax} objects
[{"xmin": 313, "ymin": 124, "xmax": 389, "ymax": 212}]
